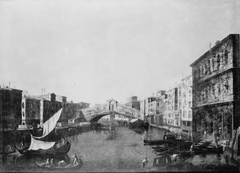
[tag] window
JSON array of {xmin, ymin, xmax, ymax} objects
[
  {"xmin": 217, "ymin": 54, "xmax": 221, "ymax": 70},
  {"xmin": 188, "ymin": 111, "xmax": 191, "ymax": 119},
  {"xmin": 224, "ymin": 50, "xmax": 228, "ymax": 65},
  {"xmin": 212, "ymin": 56, "xmax": 215, "ymax": 70},
  {"xmin": 208, "ymin": 59, "xmax": 211, "ymax": 74}
]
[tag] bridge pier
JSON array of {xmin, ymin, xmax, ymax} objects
[{"xmin": 110, "ymin": 111, "xmax": 115, "ymax": 126}]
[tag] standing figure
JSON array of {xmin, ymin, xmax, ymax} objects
[
  {"xmin": 142, "ymin": 157, "xmax": 148, "ymax": 168},
  {"xmin": 45, "ymin": 158, "xmax": 51, "ymax": 167},
  {"xmin": 72, "ymin": 154, "xmax": 82, "ymax": 166}
]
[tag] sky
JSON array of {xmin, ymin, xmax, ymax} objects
[{"xmin": 0, "ymin": 0, "xmax": 239, "ymax": 106}]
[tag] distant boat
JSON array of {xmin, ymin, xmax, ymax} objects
[
  {"xmin": 15, "ymin": 108, "xmax": 71, "ymax": 155},
  {"xmin": 144, "ymin": 134, "xmax": 185, "ymax": 145},
  {"xmin": 129, "ymin": 118, "xmax": 149, "ymax": 130}
]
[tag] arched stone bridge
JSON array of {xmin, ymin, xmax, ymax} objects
[{"xmin": 81, "ymin": 99, "xmax": 141, "ymax": 123}]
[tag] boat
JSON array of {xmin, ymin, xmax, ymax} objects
[
  {"xmin": 131, "ymin": 127, "xmax": 145, "ymax": 135},
  {"xmin": 15, "ymin": 108, "xmax": 71, "ymax": 155},
  {"xmin": 1, "ymin": 128, "xmax": 17, "ymax": 154},
  {"xmin": 144, "ymin": 134, "xmax": 185, "ymax": 145},
  {"xmin": 151, "ymin": 151, "xmax": 191, "ymax": 171},
  {"xmin": 35, "ymin": 154, "xmax": 83, "ymax": 170},
  {"xmin": 142, "ymin": 121, "xmax": 150, "ymax": 130},
  {"xmin": 15, "ymin": 136, "xmax": 71, "ymax": 155},
  {"xmin": 129, "ymin": 119, "xmax": 144, "ymax": 129},
  {"xmin": 1, "ymin": 144, "xmax": 16, "ymax": 155}
]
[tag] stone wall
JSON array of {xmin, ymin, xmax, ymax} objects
[
  {"xmin": 232, "ymin": 127, "xmax": 240, "ymax": 160},
  {"xmin": 193, "ymin": 103, "xmax": 233, "ymax": 140}
]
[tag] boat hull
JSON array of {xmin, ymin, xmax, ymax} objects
[
  {"xmin": 144, "ymin": 139, "xmax": 184, "ymax": 145},
  {"xmin": 151, "ymin": 151, "xmax": 191, "ymax": 171},
  {"xmin": 35, "ymin": 159, "xmax": 82, "ymax": 170},
  {"xmin": 15, "ymin": 141, "xmax": 71, "ymax": 156}
]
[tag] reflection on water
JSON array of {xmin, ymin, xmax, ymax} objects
[{"xmin": 2, "ymin": 126, "xmax": 239, "ymax": 172}]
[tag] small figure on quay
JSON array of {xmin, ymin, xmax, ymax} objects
[
  {"xmin": 204, "ymin": 130, "xmax": 207, "ymax": 139},
  {"xmin": 190, "ymin": 143, "xmax": 194, "ymax": 154},
  {"xmin": 142, "ymin": 157, "xmax": 148, "ymax": 168},
  {"xmin": 218, "ymin": 127, "xmax": 222, "ymax": 139}
]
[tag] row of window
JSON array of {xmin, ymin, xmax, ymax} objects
[{"xmin": 194, "ymin": 50, "xmax": 230, "ymax": 80}]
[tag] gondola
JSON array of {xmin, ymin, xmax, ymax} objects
[
  {"xmin": 151, "ymin": 151, "xmax": 191, "ymax": 171},
  {"xmin": 35, "ymin": 155, "xmax": 83, "ymax": 170}
]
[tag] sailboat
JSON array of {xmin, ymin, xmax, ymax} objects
[{"xmin": 15, "ymin": 108, "xmax": 71, "ymax": 155}]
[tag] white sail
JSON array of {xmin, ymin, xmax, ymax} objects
[
  {"xmin": 28, "ymin": 134, "xmax": 55, "ymax": 151},
  {"xmin": 34, "ymin": 108, "xmax": 62, "ymax": 139}
]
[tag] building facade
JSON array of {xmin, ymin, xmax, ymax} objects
[
  {"xmin": 139, "ymin": 100, "xmax": 146, "ymax": 120},
  {"xmin": 164, "ymin": 88, "xmax": 178, "ymax": 126},
  {"xmin": 164, "ymin": 87, "xmax": 180, "ymax": 127},
  {"xmin": 0, "ymin": 87, "xmax": 22, "ymax": 130},
  {"xmin": 154, "ymin": 90, "xmax": 166, "ymax": 126},
  {"xmin": 145, "ymin": 97, "xmax": 156, "ymax": 123},
  {"xmin": 180, "ymin": 75, "xmax": 192, "ymax": 132},
  {"xmin": 21, "ymin": 93, "xmax": 88, "ymax": 128},
  {"xmin": 125, "ymin": 96, "xmax": 141, "ymax": 111},
  {"xmin": 190, "ymin": 34, "xmax": 240, "ymax": 140}
]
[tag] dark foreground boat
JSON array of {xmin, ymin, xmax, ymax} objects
[
  {"xmin": 15, "ymin": 137, "xmax": 71, "ymax": 155},
  {"xmin": 151, "ymin": 151, "xmax": 191, "ymax": 171},
  {"xmin": 1, "ymin": 144, "xmax": 16, "ymax": 155}
]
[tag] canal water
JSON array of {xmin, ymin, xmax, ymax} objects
[{"xmin": 1, "ymin": 126, "xmax": 239, "ymax": 172}]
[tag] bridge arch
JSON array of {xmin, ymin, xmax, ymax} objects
[{"xmin": 89, "ymin": 113, "xmax": 111, "ymax": 123}]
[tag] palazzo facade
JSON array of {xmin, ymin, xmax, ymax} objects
[{"xmin": 190, "ymin": 34, "xmax": 240, "ymax": 140}]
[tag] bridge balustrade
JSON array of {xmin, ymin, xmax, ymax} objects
[{"xmin": 81, "ymin": 101, "xmax": 141, "ymax": 122}]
